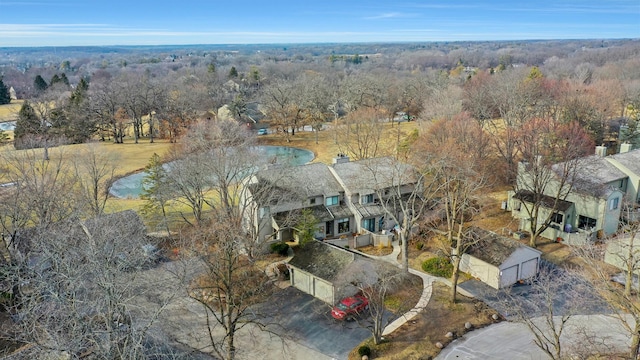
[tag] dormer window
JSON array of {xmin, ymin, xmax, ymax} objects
[
  {"xmin": 361, "ymin": 194, "xmax": 374, "ymax": 204},
  {"xmin": 325, "ymin": 196, "xmax": 339, "ymax": 206},
  {"xmin": 310, "ymin": 198, "xmax": 316, "ymax": 205}
]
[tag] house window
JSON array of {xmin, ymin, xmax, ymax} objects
[
  {"xmin": 361, "ymin": 194, "xmax": 374, "ymax": 204},
  {"xmin": 363, "ymin": 218, "xmax": 375, "ymax": 232},
  {"xmin": 325, "ymin": 196, "xmax": 339, "ymax": 206},
  {"xmin": 338, "ymin": 218, "xmax": 350, "ymax": 233},
  {"xmin": 513, "ymin": 201, "xmax": 521, "ymax": 211},
  {"xmin": 259, "ymin": 206, "xmax": 269, "ymax": 219},
  {"xmin": 609, "ymin": 197, "xmax": 619, "ymax": 211},
  {"xmin": 619, "ymin": 179, "xmax": 627, "ymax": 192},
  {"xmin": 310, "ymin": 198, "xmax": 316, "ymax": 205},
  {"xmin": 578, "ymin": 215, "xmax": 597, "ymax": 230},
  {"xmin": 551, "ymin": 212, "xmax": 563, "ymax": 224}
]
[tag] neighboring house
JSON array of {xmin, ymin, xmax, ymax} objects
[
  {"xmin": 607, "ymin": 145, "xmax": 640, "ymax": 221},
  {"xmin": 604, "ymin": 234, "xmax": 640, "ymax": 273},
  {"xmin": 243, "ymin": 156, "xmax": 418, "ymax": 245},
  {"xmin": 244, "ymin": 161, "xmax": 352, "ymax": 243},
  {"xmin": 508, "ymin": 146, "xmax": 631, "ymax": 244},
  {"xmin": 459, "ymin": 227, "xmax": 542, "ymax": 289},
  {"xmin": 329, "ymin": 156, "xmax": 418, "ymax": 236}
]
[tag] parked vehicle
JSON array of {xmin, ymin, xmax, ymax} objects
[
  {"xmin": 331, "ymin": 294, "xmax": 369, "ymax": 320},
  {"xmin": 257, "ymin": 128, "xmax": 268, "ymax": 135}
]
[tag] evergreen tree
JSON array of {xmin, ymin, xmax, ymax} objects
[
  {"xmin": 65, "ymin": 78, "xmax": 95, "ymax": 143},
  {"xmin": 60, "ymin": 73, "xmax": 70, "ymax": 86},
  {"xmin": 140, "ymin": 153, "xmax": 172, "ymax": 233},
  {"xmin": 50, "ymin": 74, "xmax": 61, "ymax": 86},
  {"xmin": 13, "ymin": 101, "xmax": 41, "ymax": 149},
  {"xmin": 0, "ymin": 78, "xmax": 10, "ymax": 105},
  {"xmin": 228, "ymin": 66, "xmax": 238, "ymax": 78},
  {"xmin": 34, "ymin": 75, "xmax": 48, "ymax": 93},
  {"xmin": 295, "ymin": 208, "xmax": 319, "ymax": 247}
]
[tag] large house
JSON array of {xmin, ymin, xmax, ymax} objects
[
  {"xmin": 242, "ymin": 155, "xmax": 419, "ymax": 245},
  {"xmin": 508, "ymin": 145, "xmax": 640, "ymax": 244}
]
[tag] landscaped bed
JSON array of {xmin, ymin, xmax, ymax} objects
[{"xmin": 348, "ymin": 282, "xmax": 500, "ymax": 360}]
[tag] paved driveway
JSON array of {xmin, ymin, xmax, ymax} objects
[
  {"xmin": 458, "ymin": 261, "xmax": 611, "ymax": 319},
  {"xmin": 133, "ymin": 260, "xmax": 389, "ymax": 359},
  {"xmin": 261, "ymin": 286, "xmax": 393, "ymax": 359}
]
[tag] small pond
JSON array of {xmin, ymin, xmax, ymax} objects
[{"xmin": 109, "ymin": 145, "xmax": 314, "ymax": 199}]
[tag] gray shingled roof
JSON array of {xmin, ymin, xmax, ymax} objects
[
  {"xmin": 608, "ymin": 149, "xmax": 640, "ymax": 177},
  {"xmin": 552, "ymin": 155, "xmax": 626, "ymax": 197},
  {"xmin": 464, "ymin": 227, "xmax": 539, "ymax": 266},
  {"xmin": 288, "ymin": 240, "xmax": 355, "ymax": 281},
  {"xmin": 255, "ymin": 162, "xmax": 343, "ymax": 198},
  {"xmin": 331, "ymin": 157, "xmax": 417, "ymax": 195}
]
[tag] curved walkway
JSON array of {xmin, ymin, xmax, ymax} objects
[
  {"xmin": 355, "ymin": 241, "xmax": 633, "ymax": 359},
  {"xmin": 354, "ymin": 239, "xmax": 439, "ymax": 336}
]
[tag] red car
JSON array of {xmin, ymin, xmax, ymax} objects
[{"xmin": 331, "ymin": 294, "xmax": 369, "ymax": 320}]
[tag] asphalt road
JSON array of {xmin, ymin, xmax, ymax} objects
[{"xmin": 436, "ymin": 314, "xmax": 632, "ymax": 360}]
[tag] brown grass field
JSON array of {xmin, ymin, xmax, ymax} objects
[{"xmin": 0, "ymin": 100, "xmax": 22, "ymax": 122}]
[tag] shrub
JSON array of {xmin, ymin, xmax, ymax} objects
[
  {"xmin": 416, "ymin": 242, "xmax": 424, "ymax": 250},
  {"xmin": 270, "ymin": 242, "xmax": 290, "ymax": 256},
  {"xmin": 421, "ymin": 257, "xmax": 453, "ymax": 278},
  {"xmin": 358, "ymin": 345, "xmax": 371, "ymax": 357}
]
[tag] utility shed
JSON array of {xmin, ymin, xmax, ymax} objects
[
  {"xmin": 288, "ymin": 240, "xmax": 355, "ymax": 304},
  {"xmin": 459, "ymin": 227, "xmax": 542, "ymax": 289}
]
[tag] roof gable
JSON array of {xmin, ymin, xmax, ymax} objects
[
  {"xmin": 255, "ymin": 162, "xmax": 343, "ymax": 198},
  {"xmin": 288, "ymin": 240, "xmax": 355, "ymax": 281},
  {"xmin": 552, "ymin": 155, "xmax": 626, "ymax": 198},
  {"xmin": 330, "ymin": 157, "xmax": 417, "ymax": 195},
  {"xmin": 608, "ymin": 149, "xmax": 640, "ymax": 177},
  {"xmin": 464, "ymin": 227, "xmax": 541, "ymax": 266}
]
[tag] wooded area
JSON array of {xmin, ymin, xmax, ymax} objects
[{"xmin": 1, "ymin": 39, "xmax": 640, "ymax": 359}]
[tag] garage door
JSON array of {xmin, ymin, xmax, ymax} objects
[
  {"xmin": 500, "ymin": 265, "xmax": 518, "ymax": 288},
  {"xmin": 520, "ymin": 258, "xmax": 539, "ymax": 281}
]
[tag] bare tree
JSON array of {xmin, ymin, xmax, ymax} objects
[
  {"xmin": 513, "ymin": 118, "xmax": 594, "ymax": 247},
  {"xmin": 417, "ymin": 114, "xmax": 488, "ymax": 302},
  {"xmin": 0, "ymin": 147, "xmax": 77, "ymax": 250},
  {"xmin": 336, "ymin": 260, "xmax": 411, "ymax": 345},
  {"xmin": 159, "ymin": 118, "xmax": 259, "ymax": 226},
  {"xmin": 184, "ymin": 212, "xmax": 275, "ymax": 360},
  {"xmin": 361, "ymin": 157, "xmax": 433, "ymax": 272},
  {"xmin": 497, "ymin": 265, "xmax": 599, "ymax": 360},
  {"xmin": 577, "ymin": 225, "xmax": 640, "ymax": 359},
  {"xmin": 261, "ymin": 78, "xmax": 305, "ymax": 141},
  {"xmin": 3, "ymin": 212, "xmax": 175, "ymax": 359},
  {"xmin": 90, "ymin": 80, "xmax": 127, "ymax": 143},
  {"xmin": 336, "ymin": 108, "xmax": 385, "ymax": 160},
  {"xmin": 121, "ymin": 75, "xmax": 165, "ymax": 144},
  {"xmin": 72, "ymin": 143, "xmax": 119, "ymax": 217}
]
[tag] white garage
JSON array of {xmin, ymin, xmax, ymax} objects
[
  {"xmin": 459, "ymin": 227, "xmax": 542, "ymax": 289},
  {"xmin": 287, "ymin": 241, "xmax": 356, "ymax": 305}
]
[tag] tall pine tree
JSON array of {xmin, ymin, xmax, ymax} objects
[
  {"xmin": 0, "ymin": 78, "xmax": 10, "ymax": 105},
  {"xmin": 13, "ymin": 101, "xmax": 41, "ymax": 149},
  {"xmin": 34, "ymin": 75, "xmax": 48, "ymax": 93}
]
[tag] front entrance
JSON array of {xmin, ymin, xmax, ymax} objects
[{"xmin": 325, "ymin": 220, "xmax": 334, "ymax": 237}]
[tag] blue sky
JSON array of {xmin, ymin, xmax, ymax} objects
[{"xmin": 0, "ymin": 0, "xmax": 638, "ymax": 46}]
